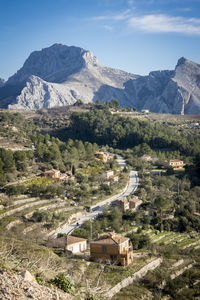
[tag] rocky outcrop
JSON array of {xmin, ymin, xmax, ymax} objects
[
  {"xmin": 1, "ymin": 43, "xmax": 200, "ymax": 114},
  {"xmin": 0, "ymin": 268, "xmax": 72, "ymax": 299},
  {"xmin": 0, "ymin": 78, "xmax": 5, "ymax": 87},
  {"xmin": 2, "ymin": 43, "xmax": 136, "ymax": 110}
]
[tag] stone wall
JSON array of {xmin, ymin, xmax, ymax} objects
[{"xmin": 105, "ymin": 257, "xmax": 163, "ymax": 298}]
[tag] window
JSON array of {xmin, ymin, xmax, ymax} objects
[{"xmin": 102, "ymin": 246, "xmax": 107, "ymax": 253}]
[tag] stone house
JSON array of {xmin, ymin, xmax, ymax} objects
[
  {"xmin": 101, "ymin": 170, "xmax": 114, "ymax": 180},
  {"xmin": 47, "ymin": 235, "xmax": 87, "ymax": 254},
  {"xmin": 90, "ymin": 233, "xmax": 133, "ymax": 266},
  {"xmin": 115, "ymin": 198, "xmax": 129, "ymax": 211},
  {"xmin": 44, "ymin": 169, "xmax": 61, "ymax": 179},
  {"xmin": 115, "ymin": 197, "xmax": 142, "ymax": 212},
  {"xmin": 44, "ymin": 169, "xmax": 66, "ymax": 180},
  {"xmin": 129, "ymin": 197, "xmax": 143, "ymax": 210}
]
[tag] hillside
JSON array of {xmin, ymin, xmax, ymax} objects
[{"xmin": 0, "ymin": 105, "xmax": 199, "ymax": 299}]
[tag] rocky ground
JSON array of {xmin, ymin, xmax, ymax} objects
[{"xmin": 0, "ymin": 269, "xmax": 73, "ymax": 300}]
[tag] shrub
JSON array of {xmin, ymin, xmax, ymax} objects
[{"xmin": 51, "ymin": 273, "xmax": 74, "ymax": 293}]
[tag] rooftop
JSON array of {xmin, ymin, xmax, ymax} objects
[{"xmin": 91, "ymin": 233, "xmax": 129, "ymax": 246}]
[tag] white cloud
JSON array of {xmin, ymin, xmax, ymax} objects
[
  {"xmin": 103, "ymin": 25, "xmax": 113, "ymax": 31},
  {"xmin": 128, "ymin": 14, "xmax": 200, "ymax": 35},
  {"xmin": 90, "ymin": 10, "xmax": 131, "ymax": 22}
]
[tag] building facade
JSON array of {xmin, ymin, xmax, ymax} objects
[
  {"xmin": 90, "ymin": 233, "xmax": 133, "ymax": 266},
  {"xmin": 165, "ymin": 160, "xmax": 184, "ymax": 170}
]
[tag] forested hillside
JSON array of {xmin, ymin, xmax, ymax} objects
[{"xmin": 0, "ymin": 104, "xmax": 199, "ymax": 299}]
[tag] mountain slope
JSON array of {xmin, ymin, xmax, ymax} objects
[
  {"xmin": 1, "ymin": 44, "xmax": 137, "ymax": 110},
  {"xmin": 0, "ymin": 78, "xmax": 5, "ymax": 88},
  {"xmin": 96, "ymin": 57, "xmax": 200, "ymax": 114},
  {"xmin": 1, "ymin": 44, "xmax": 200, "ymax": 114}
]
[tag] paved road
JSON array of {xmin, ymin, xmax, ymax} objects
[{"xmin": 54, "ymin": 156, "xmax": 139, "ymax": 236}]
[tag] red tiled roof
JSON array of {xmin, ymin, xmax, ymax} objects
[{"xmin": 91, "ymin": 234, "xmax": 129, "ymax": 245}]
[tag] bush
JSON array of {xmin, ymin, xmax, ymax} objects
[{"xmin": 51, "ymin": 273, "xmax": 74, "ymax": 293}]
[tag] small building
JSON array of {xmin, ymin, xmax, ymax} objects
[
  {"xmin": 65, "ymin": 236, "xmax": 87, "ymax": 253},
  {"xmin": 165, "ymin": 160, "xmax": 184, "ymax": 170},
  {"xmin": 47, "ymin": 235, "xmax": 87, "ymax": 254},
  {"xmin": 129, "ymin": 197, "xmax": 142, "ymax": 211},
  {"xmin": 141, "ymin": 109, "xmax": 149, "ymax": 113},
  {"xmin": 44, "ymin": 169, "xmax": 66, "ymax": 180},
  {"xmin": 116, "ymin": 198, "xmax": 129, "ymax": 212},
  {"xmin": 101, "ymin": 170, "xmax": 114, "ymax": 180},
  {"xmin": 140, "ymin": 154, "xmax": 152, "ymax": 162},
  {"xmin": 115, "ymin": 197, "xmax": 142, "ymax": 212},
  {"xmin": 44, "ymin": 169, "xmax": 60, "ymax": 179},
  {"xmin": 90, "ymin": 233, "xmax": 133, "ymax": 266},
  {"xmin": 95, "ymin": 151, "xmax": 109, "ymax": 162}
]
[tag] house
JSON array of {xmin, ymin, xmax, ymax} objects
[
  {"xmin": 165, "ymin": 160, "xmax": 184, "ymax": 170},
  {"xmin": 95, "ymin": 151, "xmax": 109, "ymax": 162},
  {"xmin": 129, "ymin": 197, "xmax": 142, "ymax": 211},
  {"xmin": 47, "ymin": 235, "xmax": 87, "ymax": 254},
  {"xmin": 44, "ymin": 169, "xmax": 60, "ymax": 179},
  {"xmin": 90, "ymin": 232, "xmax": 133, "ymax": 266},
  {"xmin": 115, "ymin": 198, "xmax": 129, "ymax": 211},
  {"xmin": 101, "ymin": 170, "xmax": 114, "ymax": 180},
  {"xmin": 115, "ymin": 197, "xmax": 142, "ymax": 212},
  {"xmin": 65, "ymin": 236, "xmax": 87, "ymax": 253},
  {"xmin": 44, "ymin": 169, "xmax": 66, "ymax": 180},
  {"xmin": 141, "ymin": 109, "xmax": 149, "ymax": 113},
  {"xmin": 140, "ymin": 154, "xmax": 152, "ymax": 162}
]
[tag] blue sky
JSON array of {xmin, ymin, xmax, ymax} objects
[{"xmin": 1, "ymin": 0, "xmax": 200, "ymax": 80}]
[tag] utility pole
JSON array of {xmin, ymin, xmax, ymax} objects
[{"xmin": 90, "ymin": 220, "xmax": 93, "ymax": 241}]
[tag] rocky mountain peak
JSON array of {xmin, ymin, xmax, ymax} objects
[
  {"xmin": 176, "ymin": 57, "xmax": 188, "ymax": 67},
  {"xmin": 6, "ymin": 44, "xmax": 97, "ymax": 85},
  {"xmin": 175, "ymin": 56, "xmax": 200, "ymax": 71},
  {"xmin": 1, "ymin": 44, "xmax": 200, "ymax": 114},
  {"xmin": 0, "ymin": 78, "xmax": 5, "ymax": 87}
]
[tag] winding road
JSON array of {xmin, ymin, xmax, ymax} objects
[{"xmin": 54, "ymin": 156, "xmax": 139, "ymax": 236}]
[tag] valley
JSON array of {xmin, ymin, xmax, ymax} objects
[{"xmin": 0, "ymin": 104, "xmax": 199, "ymax": 299}]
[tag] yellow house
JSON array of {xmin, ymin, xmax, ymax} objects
[{"xmin": 90, "ymin": 233, "xmax": 133, "ymax": 266}]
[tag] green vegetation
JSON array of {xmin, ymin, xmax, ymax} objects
[
  {"xmin": 0, "ymin": 104, "xmax": 199, "ymax": 299},
  {"xmin": 50, "ymin": 273, "xmax": 75, "ymax": 293}
]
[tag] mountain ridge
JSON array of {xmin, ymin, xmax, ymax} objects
[{"xmin": 1, "ymin": 44, "xmax": 200, "ymax": 114}]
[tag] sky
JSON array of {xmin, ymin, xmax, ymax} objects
[{"xmin": 1, "ymin": 0, "xmax": 200, "ymax": 80}]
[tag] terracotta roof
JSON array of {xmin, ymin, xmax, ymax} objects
[
  {"xmin": 91, "ymin": 234, "xmax": 129, "ymax": 245},
  {"xmin": 66, "ymin": 235, "xmax": 87, "ymax": 245},
  {"xmin": 47, "ymin": 235, "xmax": 87, "ymax": 248}
]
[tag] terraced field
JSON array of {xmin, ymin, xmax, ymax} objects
[
  {"xmin": 0, "ymin": 195, "xmax": 82, "ymax": 238},
  {"xmin": 138, "ymin": 228, "xmax": 200, "ymax": 251}
]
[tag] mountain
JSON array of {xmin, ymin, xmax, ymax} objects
[
  {"xmin": 0, "ymin": 44, "xmax": 200, "ymax": 114},
  {"xmin": 120, "ymin": 57, "xmax": 200, "ymax": 114},
  {"xmin": 1, "ymin": 43, "xmax": 137, "ymax": 110},
  {"xmin": 0, "ymin": 78, "xmax": 5, "ymax": 87}
]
